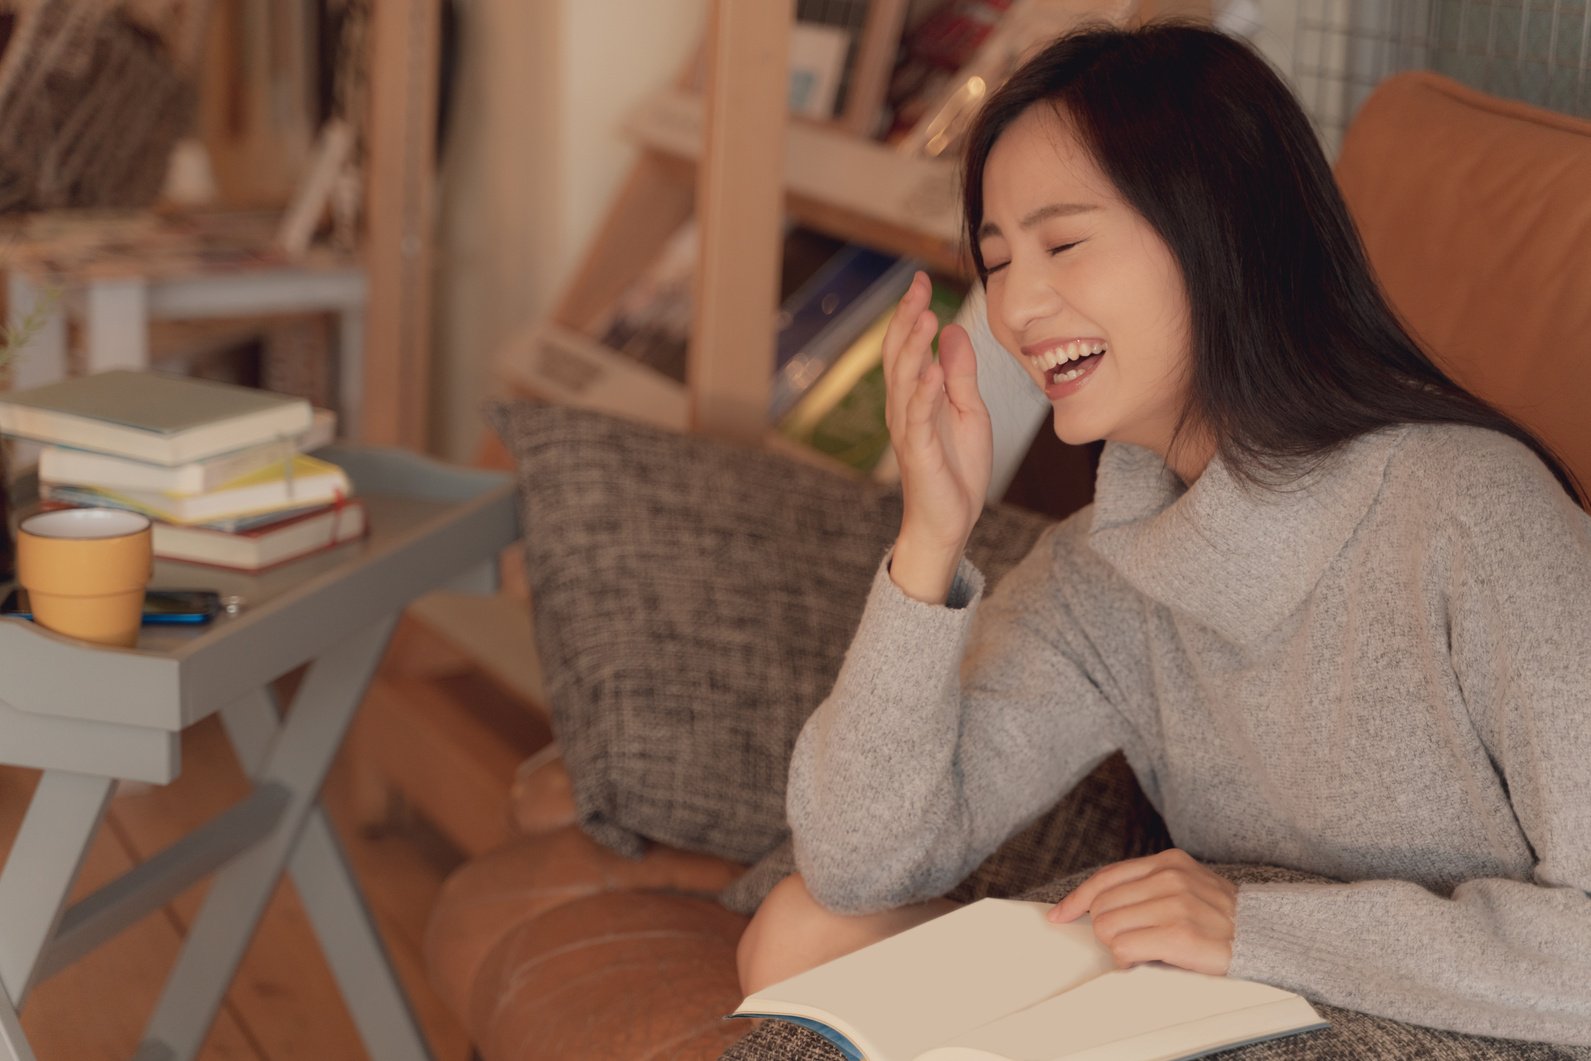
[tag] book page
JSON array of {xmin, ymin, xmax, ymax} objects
[
  {"xmin": 921, "ymin": 964, "xmax": 1325, "ymax": 1061},
  {"xmin": 735, "ymin": 899, "xmax": 1116, "ymax": 1061}
]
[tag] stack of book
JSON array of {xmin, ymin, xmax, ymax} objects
[{"xmin": 0, "ymin": 370, "xmax": 367, "ymax": 572}]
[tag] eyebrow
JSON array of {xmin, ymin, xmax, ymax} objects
[{"xmin": 977, "ymin": 202, "xmax": 1098, "ymax": 241}]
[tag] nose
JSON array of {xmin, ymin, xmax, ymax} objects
[{"xmin": 994, "ymin": 253, "xmax": 1064, "ymax": 338}]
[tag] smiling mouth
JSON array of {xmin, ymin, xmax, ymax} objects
[
  {"xmin": 1025, "ymin": 340, "xmax": 1108, "ymax": 385},
  {"xmin": 1046, "ymin": 350, "xmax": 1104, "ymax": 384}
]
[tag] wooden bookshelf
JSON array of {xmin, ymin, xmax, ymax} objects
[{"xmin": 497, "ymin": 0, "xmax": 1211, "ymax": 445}]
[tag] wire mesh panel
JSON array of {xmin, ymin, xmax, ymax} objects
[{"xmin": 1293, "ymin": 0, "xmax": 1591, "ymax": 153}]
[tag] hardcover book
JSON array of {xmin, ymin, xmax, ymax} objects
[
  {"xmin": 0, "ymin": 371, "xmax": 314, "ymax": 466},
  {"xmin": 38, "ymin": 409, "xmax": 337, "ymax": 496},
  {"xmin": 41, "ymin": 454, "xmax": 351, "ymax": 525},
  {"xmin": 730, "ymin": 899, "xmax": 1326, "ymax": 1061},
  {"xmin": 151, "ymin": 501, "xmax": 367, "ymax": 572},
  {"xmin": 771, "ymin": 245, "xmax": 917, "ymax": 421}
]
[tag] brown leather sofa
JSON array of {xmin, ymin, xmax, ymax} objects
[{"xmin": 425, "ymin": 71, "xmax": 1591, "ymax": 1061}]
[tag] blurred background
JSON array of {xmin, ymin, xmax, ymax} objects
[{"xmin": 3, "ymin": 0, "xmax": 1582, "ymax": 467}]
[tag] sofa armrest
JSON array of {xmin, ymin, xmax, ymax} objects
[
  {"xmin": 507, "ymin": 742, "xmax": 577, "ymax": 837},
  {"xmin": 425, "ymin": 825, "xmax": 744, "ymax": 1030}
]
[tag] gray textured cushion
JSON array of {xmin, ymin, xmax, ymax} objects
[
  {"xmin": 487, "ymin": 399, "xmax": 1052, "ymax": 864},
  {"xmin": 722, "ymin": 862, "xmax": 1590, "ymax": 1060}
]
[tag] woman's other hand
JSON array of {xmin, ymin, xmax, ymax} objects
[
  {"xmin": 1047, "ymin": 849, "xmax": 1238, "ymax": 976},
  {"xmin": 884, "ymin": 271, "xmax": 993, "ymax": 604}
]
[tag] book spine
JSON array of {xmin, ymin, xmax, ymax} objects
[
  {"xmin": 779, "ymin": 276, "xmax": 966, "ymax": 473},
  {"xmin": 771, "ymin": 257, "xmax": 918, "ymax": 421}
]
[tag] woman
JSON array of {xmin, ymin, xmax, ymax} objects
[{"xmin": 735, "ymin": 21, "xmax": 1591, "ymax": 1047}]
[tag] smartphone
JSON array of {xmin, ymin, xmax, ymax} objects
[{"xmin": 0, "ymin": 588, "xmax": 222, "ymax": 625}]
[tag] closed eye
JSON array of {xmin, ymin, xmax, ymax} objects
[{"xmin": 983, "ymin": 242, "xmax": 1081, "ymax": 277}]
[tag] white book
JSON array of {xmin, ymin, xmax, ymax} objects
[
  {"xmin": 0, "ymin": 370, "xmax": 313, "ymax": 465},
  {"xmin": 39, "ymin": 409, "xmax": 336, "ymax": 496},
  {"xmin": 41, "ymin": 454, "xmax": 352, "ymax": 525},
  {"xmin": 731, "ymin": 899, "xmax": 1326, "ymax": 1061}
]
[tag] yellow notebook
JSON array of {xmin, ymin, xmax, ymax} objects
[{"xmin": 42, "ymin": 454, "xmax": 352, "ymax": 526}]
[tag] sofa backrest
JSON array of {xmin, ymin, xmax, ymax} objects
[{"xmin": 1335, "ymin": 71, "xmax": 1591, "ymax": 499}]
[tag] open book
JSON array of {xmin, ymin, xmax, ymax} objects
[{"xmin": 729, "ymin": 899, "xmax": 1326, "ymax": 1061}]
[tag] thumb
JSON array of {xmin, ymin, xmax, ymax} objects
[{"xmin": 938, "ymin": 324, "xmax": 985, "ymax": 415}]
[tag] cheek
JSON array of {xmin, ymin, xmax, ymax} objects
[
  {"xmin": 984, "ymin": 286, "xmax": 1021, "ymax": 355},
  {"xmin": 1135, "ymin": 246, "xmax": 1192, "ymax": 344}
]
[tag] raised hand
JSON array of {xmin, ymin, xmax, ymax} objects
[{"xmin": 882, "ymin": 271, "xmax": 993, "ymax": 604}]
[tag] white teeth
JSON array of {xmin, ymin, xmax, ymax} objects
[
  {"xmin": 1025, "ymin": 341, "xmax": 1106, "ymax": 377},
  {"xmin": 1058, "ymin": 366, "xmax": 1085, "ymax": 382}
]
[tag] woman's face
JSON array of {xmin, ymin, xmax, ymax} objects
[{"xmin": 979, "ymin": 104, "xmax": 1197, "ymax": 467}]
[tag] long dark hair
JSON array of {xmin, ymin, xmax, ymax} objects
[{"xmin": 961, "ymin": 22, "xmax": 1584, "ymax": 505}]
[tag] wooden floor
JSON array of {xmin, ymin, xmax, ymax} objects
[{"xmin": 0, "ymin": 637, "xmax": 493, "ymax": 1059}]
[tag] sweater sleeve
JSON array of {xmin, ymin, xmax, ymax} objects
[
  {"xmin": 1228, "ymin": 445, "xmax": 1591, "ymax": 1047},
  {"xmin": 786, "ymin": 524, "xmax": 1134, "ymax": 915}
]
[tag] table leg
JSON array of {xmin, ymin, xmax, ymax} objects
[
  {"xmin": 0, "ymin": 771, "xmax": 115, "ymax": 1007},
  {"xmin": 83, "ymin": 279, "xmax": 151, "ymax": 373},
  {"xmin": 0, "ymin": 991, "xmax": 37, "ymax": 1061},
  {"xmin": 4, "ymin": 273, "xmax": 68, "ymax": 390},
  {"xmin": 220, "ymin": 687, "xmax": 433, "ymax": 1061},
  {"xmin": 134, "ymin": 617, "xmax": 423, "ymax": 1061}
]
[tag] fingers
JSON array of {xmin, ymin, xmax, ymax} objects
[
  {"xmin": 937, "ymin": 323, "xmax": 987, "ymax": 418},
  {"xmin": 881, "ymin": 271, "xmax": 931, "ymax": 381},
  {"xmin": 887, "ymin": 309, "xmax": 940, "ymax": 434},
  {"xmin": 903, "ymin": 359, "xmax": 946, "ymax": 457},
  {"xmin": 1049, "ymin": 852, "xmax": 1175, "ymax": 923},
  {"xmin": 1082, "ymin": 865, "xmax": 1236, "ymax": 923},
  {"xmin": 1091, "ymin": 894, "xmax": 1229, "ymax": 951},
  {"xmin": 884, "ymin": 273, "xmax": 938, "ymax": 433},
  {"xmin": 1047, "ymin": 850, "xmax": 1237, "ymax": 977},
  {"xmin": 1105, "ymin": 925, "xmax": 1231, "ymax": 977}
]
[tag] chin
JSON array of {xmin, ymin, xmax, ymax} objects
[{"xmin": 1050, "ymin": 408, "xmax": 1106, "ymax": 448}]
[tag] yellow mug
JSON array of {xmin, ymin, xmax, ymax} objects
[{"xmin": 17, "ymin": 508, "xmax": 153, "ymax": 648}]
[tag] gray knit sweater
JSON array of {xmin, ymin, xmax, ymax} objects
[{"xmin": 786, "ymin": 423, "xmax": 1591, "ymax": 1046}]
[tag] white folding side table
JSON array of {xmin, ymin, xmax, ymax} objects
[{"xmin": 0, "ymin": 446, "xmax": 519, "ymax": 1060}]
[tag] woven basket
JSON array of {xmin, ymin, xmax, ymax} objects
[{"xmin": 0, "ymin": 0, "xmax": 193, "ymax": 213}]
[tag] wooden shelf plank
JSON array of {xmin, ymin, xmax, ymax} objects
[
  {"xmin": 363, "ymin": 0, "xmax": 441, "ymax": 448},
  {"xmin": 689, "ymin": 0, "xmax": 794, "ymax": 442},
  {"xmin": 839, "ymin": 0, "xmax": 911, "ymax": 137},
  {"xmin": 626, "ymin": 88, "xmax": 965, "ymax": 275}
]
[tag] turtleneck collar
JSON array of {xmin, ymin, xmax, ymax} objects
[{"xmin": 1087, "ymin": 428, "xmax": 1409, "ymax": 645}]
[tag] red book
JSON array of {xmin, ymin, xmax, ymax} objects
[{"xmin": 150, "ymin": 500, "xmax": 368, "ymax": 572}]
